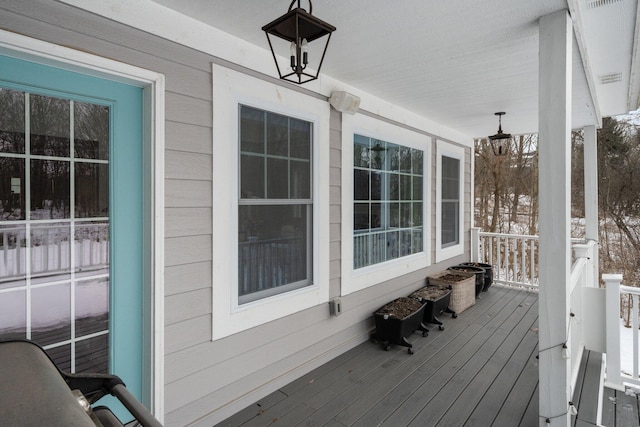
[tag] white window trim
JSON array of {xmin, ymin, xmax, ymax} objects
[
  {"xmin": 341, "ymin": 113, "xmax": 431, "ymax": 296},
  {"xmin": 211, "ymin": 64, "xmax": 330, "ymax": 340},
  {"xmin": 436, "ymin": 139, "xmax": 465, "ymax": 263},
  {"xmin": 0, "ymin": 29, "xmax": 166, "ymax": 421}
]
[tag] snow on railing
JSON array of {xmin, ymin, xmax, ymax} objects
[{"xmin": 604, "ymin": 274, "xmax": 640, "ymax": 389}]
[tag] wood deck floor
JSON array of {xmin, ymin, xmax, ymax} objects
[
  {"xmin": 217, "ymin": 285, "xmax": 540, "ymax": 427},
  {"xmin": 216, "ymin": 285, "xmax": 639, "ymax": 427}
]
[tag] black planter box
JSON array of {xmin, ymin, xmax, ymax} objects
[
  {"xmin": 460, "ymin": 262, "xmax": 494, "ymax": 291},
  {"xmin": 409, "ymin": 286, "xmax": 453, "ymax": 330},
  {"xmin": 371, "ymin": 297, "xmax": 428, "ymax": 354}
]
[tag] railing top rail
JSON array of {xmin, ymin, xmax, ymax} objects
[
  {"xmin": 478, "ymin": 231, "xmax": 539, "ymax": 240},
  {"xmin": 477, "ymin": 231, "xmax": 584, "ymax": 244},
  {"xmin": 620, "ymin": 285, "xmax": 640, "ymax": 296}
]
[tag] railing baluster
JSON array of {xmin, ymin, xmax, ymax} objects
[{"xmin": 634, "ymin": 293, "xmax": 639, "ymax": 380}]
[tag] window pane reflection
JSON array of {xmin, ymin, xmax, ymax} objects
[
  {"xmin": 74, "ymin": 102, "xmax": 109, "ymax": 160},
  {"xmin": 76, "ymin": 335, "xmax": 108, "ymax": 374},
  {"xmin": 0, "ymin": 88, "xmax": 25, "ymax": 154},
  {"xmin": 238, "ymin": 204, "xmax": 310, "ymax": 297},
  {"xmin": 30, "ymin": 94, "xmax": 70, "ymax": 157},
  {"xmin": 45, "ymin": 344, "xmax": 71, "ymax": 373},
  {"xmin": 0, "ymin": 157, "xmax": 25, "ymax": 220},
  {"xmin": 31, "ymin": 283, "xmax": 71, "ymax": 346},
  {"xmin": 75, "ymin": 162, "xmax": 108, "ymax": 217},
  {"xmin": 74, "ymin": 222, "xmax": 109, "ymax": 276},
  {"xmin": 0, "ymin": 224, "xmax": 26, "ymax": 289},
  {"xmin": 30, "ymin": 223, "xmax": 71, "ymax": 284},
  {"xmin": 0, "ymin": 290, "xmax": 26, "ymax": 340},
  {"xmin": 30, "ymin": 159, "xmax": 70, "ymax": 219},
  {"xmin": 75, "ymin": 278, "xmax": 109, "ymax": 337}
]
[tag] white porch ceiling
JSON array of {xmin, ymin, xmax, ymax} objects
[{"xmin": 151, "ymin": 0, "xmax": 639, "ymax": 139}]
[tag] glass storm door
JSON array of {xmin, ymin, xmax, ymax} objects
[{"xmin": 0, "ymin": 55, "xmax": 143, "ymax": 405}]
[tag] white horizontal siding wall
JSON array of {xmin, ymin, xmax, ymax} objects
[{"xmin": 0, "ymin": 2, "xmax": 474, "ymax": 425}]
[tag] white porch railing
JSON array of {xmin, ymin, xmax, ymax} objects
[
  {"xmin": 604, "ymin": 274, "xmax": 640, "ymax": 390},
  {"xmin": 471, "ymin": 229, "xmax": 586, "ymax": 290},
  {"xmin": 471, "ymin": 229, "xmax": 540, "ymax": 288},
  {"xmin": 472, "ymin": 228, "xmax": 639, "ymax": 392},
  {"xmin": 567, "ymin": 241, "xmax": 597, "ymax": 392}
]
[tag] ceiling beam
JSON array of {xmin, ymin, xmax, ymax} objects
[{"xmin": 567, "ymin": 0, "xmax": 603, "ymax": 126}]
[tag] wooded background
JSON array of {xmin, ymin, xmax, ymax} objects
[{"xmin": 474, "ymin": 116, "xmax": 640, "ymax": 326}]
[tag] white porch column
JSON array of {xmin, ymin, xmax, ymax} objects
[
  {"xmin": 538, "ymin": 10, "xmax": 573, "ymax": 427},
  {"xmin": 583, "ymin": 125, "xmax": 599, "ymax": 287}
]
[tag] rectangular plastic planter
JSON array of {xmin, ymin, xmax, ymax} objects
[
  {"xmin": 371, "ymin": 297, "xmax": 428, "ymax": 354},
  {"xmin": 409, "ymin": 286, "xmax": 454, "ymax": 330}
]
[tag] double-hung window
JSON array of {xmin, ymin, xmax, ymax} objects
[
  {"xmin": 441, "ymin": 155, "xmax": 460, "ymax": 247},
  {"xmin": 353, "ymin": 134, "xmax": 423, "ymax": 269},
  {"xmin": 238, "ymin": 105, "xmax": 312, "ymax": 304},
  {"xmin": 436, "ymin": 140, "xmax": 464, "ymax": 261}
]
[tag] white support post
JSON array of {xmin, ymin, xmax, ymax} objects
[
  {"xmin": 538, "ymin": 10, "xmax": 573, "ymax": 427},
  {"xmin": 603, "ymin": 274, "xmax": 624, "ymax": 390},
  {"xmin": 471, "ymin": 227, "xmax": 480, "ymax": 262},
  {"xmin": 583, "ymin": 125, "xmax": 599, "ymax": 287}
]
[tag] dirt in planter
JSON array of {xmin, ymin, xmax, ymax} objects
[
  {"xmin": 437, "ymin": 273, "xmax": 471, "ymax": 282},
  {"xmin": 410, "ymin": 286, "xmax": 449, "ymax": 301},
  {"xmin": 375, "ymin": 297, "xmax": 423, "ymax": 320}
]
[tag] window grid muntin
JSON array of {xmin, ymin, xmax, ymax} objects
[
  {"xmin": 353, "ymin": 135, "xmax": 423, "ymax": 269},
  {"xmin": 238, "ymin": 105, "xmax": 313, "ymax": 303}
]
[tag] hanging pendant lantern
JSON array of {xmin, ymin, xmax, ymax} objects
[
  {"xmin": 488, "ymin": 112, "xmax": 512, "ymax": 156},
  {"xmin": 262, "ymin": 0, "xmax": 336, "ymax": 84}
]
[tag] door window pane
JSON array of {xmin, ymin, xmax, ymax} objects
[
  {"xmin": 30, "ymin": 159, "xmax": 70, "ymax": 219},
  {"xmin": 74, "ymin": 102, "xmax": 109, "ymax": 160},
  {"xmin": 0, "ymin": 224, "xmax": 26, "ymax": 289},
  {"xmin": 31, "ymin": 283, "xmax": 71, "ymax": 346},
  {"xmin": 75, "ymin": 278, "xmax": 109, "ymax": 336},
  {"xmin": 0, "ymin": 157, "xmax": 25, "ymax": 220},
  {"xmin": 0, "ymin": 289, "xmax": 26, "ymax": 339},
  {"xmin": 30, "ymin": 94, "xmax": 70, "ymax": 157},
  {"xmin": 0, "ymin": 90, "xmax": 111, "ymax": 375},
  {"xmin": 30, "ymin": 223, "xmax": 71, "ymax": 284},
  {"xmin": 0, "ymin": 88, "xmax": 25, "ymax": 154},
  {"xmin": 75, "ymin": 162, "xmax": 109, "ymax": 217}
]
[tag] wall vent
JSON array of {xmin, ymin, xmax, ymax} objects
[
  {"xmin": 599, "ymin": 72, "xmax": 623, "ymax": 84},
  {"xmin": 587, "ymin": 0, "xmax": 622, "ymax": 9}
]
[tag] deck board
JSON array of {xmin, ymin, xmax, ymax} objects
[{"xmin": 216, "ymin": 286, "xmax": 631, "ymax": 427}]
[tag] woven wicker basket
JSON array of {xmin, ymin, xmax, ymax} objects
[{"xmin": 428, "ymin": 271, "xmax": 475, "ymax": 313}]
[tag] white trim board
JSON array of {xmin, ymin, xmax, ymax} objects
[{"xmin": 211, "ymin": 63, "xmax": 331, "ymax": 339}]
